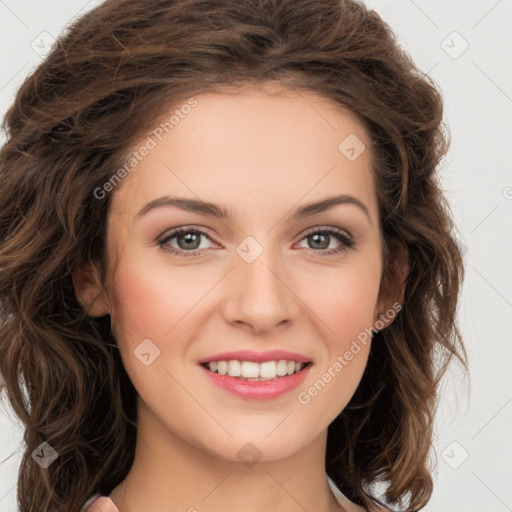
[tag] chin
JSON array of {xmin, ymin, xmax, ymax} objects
[{"xmin": 198, "ymin": 431, "xmax": 311, "ymax": 465}]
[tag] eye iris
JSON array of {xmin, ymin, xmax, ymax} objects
[
  {"xmin": 309, "ymin": 233, "xmax": 329, "ymax": 250},
  {"xmin": 178, "ymin": 232, "xmax": 200, "ymax": 250}
]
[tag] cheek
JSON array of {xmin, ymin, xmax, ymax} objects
[
  {"xmin": 298, "ymin": 270, "xmax": 378, "ymax": 423},
  {"xmin": 109, "ymin": 259, "xmax": 187, "ymax": 401},
  {"xmin": 111, "ymin": 266, "xmax": 164, "ymax": 342},
  {"xmin": 108, "ymin": 254, "xmax": 213, "ymax": 385},
  {"xmin": 301, "ymin": 260, "xmax": 381, "ymax": 341},
  {"xmin": 296, "ymin": 257, "xmax": 380, "ymax": 409},
  {"xmin": 110, "ymin": 255, "xmax": 195, "ymax": 342}
]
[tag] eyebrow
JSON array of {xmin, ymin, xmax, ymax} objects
[{"xmin": 135, "ymin": 194, "xmax": 372, "ymax": 225}]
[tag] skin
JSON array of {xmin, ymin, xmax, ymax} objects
[{"xmin": 75, "ymin": 83, "xmax": 406, "ymax": 512}]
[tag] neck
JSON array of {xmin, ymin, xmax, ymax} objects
[{"xmin": 109, "ymin": 398, "xmax": 345, "ymax": 512}]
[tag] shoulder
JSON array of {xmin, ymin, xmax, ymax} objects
[{"xmin": 82, "ymin": 495, "xmax": 120, "ymax": 512}]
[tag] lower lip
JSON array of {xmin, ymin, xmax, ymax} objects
[{"xmin": 199, "ymin": 364, "xmax": 312, "ymax": 400}]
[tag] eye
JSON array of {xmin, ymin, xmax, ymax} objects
[
  {"xmin": 157, "ymin": 226, "xmax": 356, "ymax": 258},
  {"xmin": 296, "ymin": 227, "xmax": 356, "ymax": 255},
  {"xmin": 157, "ymin": 227, "xmax": 216, "ymax": 257}
]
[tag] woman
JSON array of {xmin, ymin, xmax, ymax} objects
[{"xmin": 0, "ymin": 0, "xmax": 466, "ymax": 511}]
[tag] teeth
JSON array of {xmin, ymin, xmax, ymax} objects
[
  {"xmin": 241, "ymin": 361, "xmax": 259, "ymax": 378},
  {"xmin": 204, "ymin": 359, "xmax": 307, "ymax": 380},
  {"xmin": 217, "ymin": 361, "xmax": 228, "ymax": 375},
  {"xmin": 259, "ymin": 361, "xmax": 276, "ymax": 379},
  {"xmin": 228, "ymin": 360, "xmax": 241, "ymax": 377}
]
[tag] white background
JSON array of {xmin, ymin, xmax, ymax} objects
[{"xmin": 0, "ymin": 1, "xmax": 511, "ymax": 511}]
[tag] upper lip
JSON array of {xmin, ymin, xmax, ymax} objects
[{"xmin": 198, "ymin": 349, "xmax": 312, "ymax": 364}]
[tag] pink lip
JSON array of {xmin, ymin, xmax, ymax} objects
[
  {"xmin": 199, "ymin": 363, "xmax": 312, "ymax": 400},
  {"xmin": 197, "ymin": 349, "xmax": 312, "ymax": 364}
]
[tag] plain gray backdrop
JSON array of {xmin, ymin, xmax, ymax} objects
[{"xmin": 0, "ymin": 1, "xmax": 511, "ymax": 511}]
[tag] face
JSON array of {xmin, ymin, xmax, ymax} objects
[{"xmin": 83, "ymin": 83, "xmax": 393, "ymax": 464}]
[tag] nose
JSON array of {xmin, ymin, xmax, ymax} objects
[{"xmin": 222, "ymin": 245, "xmax": 298, "ymax": 334}]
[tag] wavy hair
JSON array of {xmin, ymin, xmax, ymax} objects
[{"xmin": 0, "ymin": 0, "xmax": 466, "ymax": 510}]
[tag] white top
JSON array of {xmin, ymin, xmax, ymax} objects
[
  {"xmin": 327, "ymin": 475, "xmax": 359, "ymax": 508},
  {"xmin": 328, "ymin": 477, "xmax": 392, "ymax": 511}
]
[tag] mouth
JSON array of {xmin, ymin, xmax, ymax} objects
[
  {"xmin": 200, "ymin": 360, "xmax": 313, "ymax": 382},
  {"xmin": 199, "ymin": 358, "xmax": 313, "ymax": 400}
]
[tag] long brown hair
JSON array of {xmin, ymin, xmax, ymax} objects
[{"xmin": 0, "ymin": 0, "xmax": 466, "ymax": 510}]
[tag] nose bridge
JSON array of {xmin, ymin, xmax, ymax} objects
[{"xmin": 225, "ymin": 233, "xmax": 296, "ymax": 331}]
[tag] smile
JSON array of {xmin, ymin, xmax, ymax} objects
[
  {"xmin": 199, "ymin": 360, "xmax": 312, "ymax": 400},
  {"xmin": 202, "ymin": 360, "xmax": 311, "ymax": 381}
]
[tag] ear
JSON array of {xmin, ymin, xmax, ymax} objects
[
  {"xmin": 72, "ymin": 261, "xmax": 111, "ymax": 317},
  {"xmin": 373, "ymin": 240, "xmax": 409, "ymax": 331}
]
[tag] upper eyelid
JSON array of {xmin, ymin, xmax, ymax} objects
[{"xmin": 158, "ymin": 226, "xmax": 218, "ymax": 244}]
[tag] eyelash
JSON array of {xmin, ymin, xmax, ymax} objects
[{"xmin": 157, "ymin": 226, "xmax": 356, "ymax": 258}]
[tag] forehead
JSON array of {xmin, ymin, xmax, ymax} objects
[{"xmin": 108, "ymin": 85, "xmax": 377, "ymax": 225}]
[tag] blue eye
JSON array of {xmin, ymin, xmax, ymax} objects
[{"xmin": 157, "ymin": 226, "xmax": 356, "ymax": 257}]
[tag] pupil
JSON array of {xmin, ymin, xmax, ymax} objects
[
  {"xmin": 179, "ymin": 232, "xmax": 200, "ymax": 250},
  {"xmin": 310, "ymin": 233, "xmax": 328, "ymax": 249}
]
